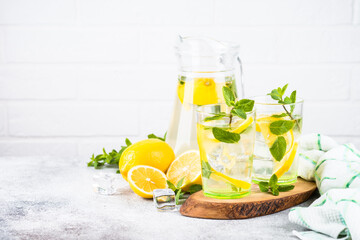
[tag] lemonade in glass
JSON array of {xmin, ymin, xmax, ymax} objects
[
  {"xmin": 252, "ymin": 96, "xmax": 303, "ymax": 185},
  {"xmin": 197, "ymin": 103, "xmax": 256, "ymax": 199}
]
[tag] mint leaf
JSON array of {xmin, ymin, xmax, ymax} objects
[
  {"xmin": 259, "ymin": 182, "xmax": 269, "ymax": 192},
  {"xmin": 212, "ymin": 127, "xmax": 240, "ymax": 143},
  {"xmin": 235, "ymin": 99, "xmax": 255, "ymax": 112},
  {"xmin": 116, "ymin": 170, "xmax": 120, "ymax": 174},
  {"xmin": 231, "ymin": 108, "xmax": 246, "ymax": 119},
  {"xmin": 270, "ymin": 137, "xmax": 286, "ymax": 161},
  {"xmin": 269, "ymin": 120, "xmax": 295, "ymax": 135},
  {"xmin": 222, "ymin": 86, "xmax": 235, "ymax": 107},
  {"xmin": 269, "ymin": 174, "xmax": 278, "ymax": 188},
  {"xmin": 201, "ymin": 160, "xmax": 212, "ymax": 179},
  {"xmin": 175, "ymin": 189, "xmax": 182, "ymax": 205},
  {"xmin": 204, "ymin": 112, "xmax": 226, "ymax": 122},
  {"xmin": 166, "ymin": 180, "xmax": 177, "ymax": 191},
  {"xmin": 229, "ymin": 183, "xmax": 241, "ymax": 192},
  {"xmin": 271, "ymin": 113, "xmax": 288, "ymax": 118},
  {"xmin": 188, "ymin": 184, "xmax": 202, "ymax": 194},
  {"xmin": 148, "ymin": 133, "xmax": 165, "ymax": 141},
  {"xmin": 268, "ymin": 89, "xmax": 282, "ymax": 101},
  {"xmin": 278, "ymin": 185, "xmax": 295, "ymax": 192},
  {"xmin": 290, "ymin": 90, "xmax": 296, "ymax": 113},
  {"xmin": 125, "ymin": 138, "xmax": 132, "ymax": 146},
  {"xmin": 176, "ymin": 177, "xmax": 185, "ymax": 189},
  {"xmin": 271, "ymin": 187, "xmax": 279, "ymax": 196},
  {"xmin": 281, "ymin": 84, "xmax": 288, "ymax": 95}
]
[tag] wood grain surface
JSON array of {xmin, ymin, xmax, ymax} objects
[{"xmin": 180, "ymin": 178, "xmax": 316, "ymax": 219}]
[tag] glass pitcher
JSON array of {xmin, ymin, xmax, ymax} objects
[{"xmin": 166, "ymin": 36, "xmax": 244, "ymax": 156}]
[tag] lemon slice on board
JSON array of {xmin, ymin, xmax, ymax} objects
[
  {"xmin": 128, "ymin": 165, "xmax": 167, "ymax": 198},
  {"xmin": 166, "ymin": 150, "xmax": 202, "ymax": 191}
]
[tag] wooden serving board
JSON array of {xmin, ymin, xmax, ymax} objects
[{"xmin": 180, "ymin": 178, "xmax": 316, "ymax": 219}]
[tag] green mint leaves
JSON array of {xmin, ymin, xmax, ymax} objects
[
  {"xmin": 204, "ymin": 112, "xmax": 226, "ymax": 122},
  {"xmin": 212, "ymin": 127, "xmax": 241, "ymax": 143},
  {"xmin": 207, "ymin": 86, "xmax": 254, "ymax": 144},
  {"xmin": 148, "ymin": 132, "xmax": 167, "ymax": 141},
  {"xmin": 167, "ymin": 178, "xmax": 203, "ymax": 205},
  {"xmin": 269, "ymin": 120, "xmax": 295, "ymax": 135},
  {"xmin": 87, "ymin": 138, "xmax": 132, "ymax": 171},
  {"xmin": 201, "ymin": 160, "xmax": 212, "ymax": 179},
  {"xmin": 258, "ymin": 174, "xmax": 295, "ymax": 196},
  {"xmin": 268, "ymin": 83, "xmax": 297, "ymax": 118},
  {"xmin": 223, "ymin": 86, "xmax": 236, "ymax": 106},
  {"xmin": 88, "ymin": 132, "xmax": 167, "ymax": 173},
  {"xmin": 270, "ymin": 136, "xmax": 287, "ymax": 161}
]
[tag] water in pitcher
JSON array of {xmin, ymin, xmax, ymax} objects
[{"xmin": 166, "ymin": 36, "xmax": 244, "ymax": 156}]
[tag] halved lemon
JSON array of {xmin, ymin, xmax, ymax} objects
[
  {"xmin": 166, "ymin": 150, "xmax": 202, "ymax": 191},
  {"xmin": 230, "ymin": 116, "xmax": 254, "ymax": 134},
  {"xmin": 274, "ymin": 142, "xmax": 299, "ymax": 178},
  {"xmin": 127, "ymin": 165, "xmax": 167, "ymax": 198},
  {"xmin": 256, "ymin": 115, "xmax": 294, "ymax": 156}
]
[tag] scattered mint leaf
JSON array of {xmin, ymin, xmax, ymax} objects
[
  {"xmin": 204, "ymin": 112, "xmax": 226, "ymax": 122},
  {"xmin": 116, "ymin": 170, "xmax": 120, "ymax": 174},
  {"xmin": 270, "ymin": 136, "xmax": 287, "ymax": 161},
  {"xmin": 166, "ymin": 180, "xmax": 177, "ymax": 191},
  {"xmin": 271, "ymin": 187, "xmax": 279, "ymax": 196},
  {"xmin": 148, "ymin": 133, "xmax": 166, "ymax": 141},
  {"xmin": 125, "ymin": 138, "xmax": 132, "ymax": 146},
  {"xmin": 259, "ymin": 182, "xmax": 269, "ymax": 192},
  {"xmin": 256, "ymin": 174, "xmax": 294, "ymax": 196},
  {"xmin": 271, "ymin": 113, "xmax": 288, "ymax": 118},
  {"xmin": 212, "ymin": 127, "xmax": 240, "ymax": 143},
  {"xmin": 269, "ymin": 174, "xmax": 278, "ymax": 188},
  {"xmin": 231, "ymin": 108, "xmax": 246, "ymax": 119},
  {"xmin": 278, "ymin": 185, "xmax": 295, "ymax": 192},
  {"xmin": 176, "ymin": 177, "xmax": 185, "ymax": 189},
  {"xmin": 222, "ymin": 86, "xmax": 236, "ymax": 107},
  {"xmin": 175, "ymin": 189, "xmax": 182, "ymax": 205},
  {"xmin": 188, "ymin": 184, "xmax": 202, "ymax": 194},
  {"xmin": 269, "ymin": 120, "xmax": 295, "ymax": 135},
  {"xmin": 201, "ymin": 160, "xmax": 212, "ymax": 179}
]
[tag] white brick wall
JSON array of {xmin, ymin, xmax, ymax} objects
[{"xmin": 0, "ymin": 0, "xmax": 359, "ymax": 159}]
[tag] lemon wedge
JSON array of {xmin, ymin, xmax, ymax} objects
[
  {"xmin": 166, "ymin": 150, "xmax": 202, "ymax": 191},
  {"xmin": 230, "ymin": 116, "xmax": 254, "ymax": 134},
  {"xmin": 127, "ymin": 165, "xmax": 168, "ymax": 198},
  {"xmin": 274, "ymin": 142, "xmax": 299, "ymax": 178}
]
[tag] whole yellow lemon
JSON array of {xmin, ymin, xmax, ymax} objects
[{"xmin": 119, "ymin": 139, "xmax": 175, "ymax": 181}]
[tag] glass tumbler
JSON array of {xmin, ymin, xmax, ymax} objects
[
  {"xmin": 252, "ymin": 96, "xmax": 303, "ymax": 185},
  {"xmin": 196, "ymin": 104, "xmax": 256, "ymax": 199}
]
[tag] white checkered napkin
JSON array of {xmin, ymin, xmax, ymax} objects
[
  {"xmin": 289, "ymin": 189, "xmax": 360, "ymax": 240},
  {"xmin": 297, "ymin": 134, "xmax": 339, "ymax": 181},
  {"xmin": 315, "ymin": 144, "xmax": 360, "ymax": 195}
]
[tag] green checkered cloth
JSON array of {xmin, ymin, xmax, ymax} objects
[{"xmin": 289, "ymin": 134, "xmax": 360, "ymax": 240}]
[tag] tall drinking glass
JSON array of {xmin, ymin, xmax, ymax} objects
[
  {"xmin": 252, "ymin": 96, "xmax": 303, "ymax": 185},
  {"xmin": 197, "ymin": 104, "xmax": 255, "ymax": 199}
]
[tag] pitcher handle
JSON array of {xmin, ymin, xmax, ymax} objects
[{"xmin": 236, "ymin": 56, "xmax": 245, "ymax": 98}]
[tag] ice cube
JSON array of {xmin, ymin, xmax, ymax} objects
[
  {"xmin": 93, "ymin": 172, "xmax": 121, "ymax": 195},
  {"xmin": 153, "ymin": 189, "xmax": 176, "ymax": 211}
]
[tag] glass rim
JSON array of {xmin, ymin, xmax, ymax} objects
[
  {"xmin": 250, "ymin": 95, "xmax": 304, "ymax": 106},
  {"xmin": 196, "ymin": 104, "xmax": 256, "ymax": 116}
]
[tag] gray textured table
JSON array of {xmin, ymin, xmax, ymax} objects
[{"xmin": 0, "ymin": 157, "xmax": 318, "ymax": 240}]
